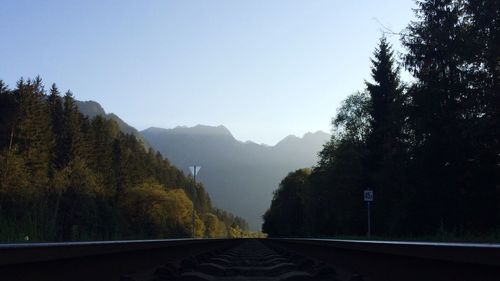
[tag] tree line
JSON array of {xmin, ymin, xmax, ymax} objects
[
  {"xmin": 263, "ymin": 0, "xmax": 499, "ymax": 239},
  {"xmin": 0, "ymin": 77, "xmax": 248, "ymax": 242}
]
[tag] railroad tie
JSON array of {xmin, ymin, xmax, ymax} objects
[{"xmin": 149, "ymin": 239, "xmax": 340, "ymax": 281}]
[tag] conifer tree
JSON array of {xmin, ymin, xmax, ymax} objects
[
  {"xmin": 0, "ymin": 81, "xmax": 16, "ymax": 149},
  {"xmin": 364, "ymin": 38, "xmax": 405, "ymax": 233},
  {"xmin": 61, "ymin": 91, "xmax": 87, "ymax": 165},
  {"xmin": 365, "ymin": 37, "xmax": 404, "ymax": 171},
  {"xmin": 15, "ymin": 78, "xmax": 53, "ymax": 187},
  {"xmin": 403, "ymin": 0, "xmax": 498, "ymax": 233},
  {"xmin": 48, "ymin": 84, "xmax": 64, "ymax": 170}
]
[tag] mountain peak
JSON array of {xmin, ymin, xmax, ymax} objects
[
  {"xmin": 193, "ymin": 124, "xmax": 232, "ymax": 136},
  {"xmin": 143, "ymin": 124, "xmax": 234, "ymax": 139},
  {"xmin": 275, "ymin": 131, "xmax": 330, "ymax": 148},
  {"xmin": 303, "ymin": 130, "xmax": 330, "ymax": 139},
  {"xmin": 275, "ymin": 134, "xmax": 300, "ymax": 147},
  {"xmin": 172, "ymin": 124, "xmax": 232, "ymax": 137},
  {"xmin": 75, "ymin": 100, "xmax": 106, "ymax": 118}
]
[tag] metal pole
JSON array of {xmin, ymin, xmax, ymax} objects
[
  {"xmin": 192, "ymin": 165, "xmax": 196, "ymax": 238},
  {"xmin": 367, "ymin": 201, "xmax": 371, "ymax": 239}
]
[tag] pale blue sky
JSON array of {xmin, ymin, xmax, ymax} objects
[{"xmin": 1, "ymin": 0, "xmax": 416, "ymax": 145}]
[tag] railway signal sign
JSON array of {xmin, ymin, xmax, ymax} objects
[
  {"xmin": 364, "ymin": 190, "xmax": 373, "ymax": 202},
  {"xmin": 189, "ymin": 166, "xmax": 201, "ymax": 176},
  {"xmin": 364, "ymin": 189, "xmax": 373, "ymax": 238},
  {"xmin": 189, "ymin": 165, "xmax": 201, "ymax": 238}
]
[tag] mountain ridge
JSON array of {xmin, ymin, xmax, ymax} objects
[
  {"xmin": 76, "ymin": 99, "xmax": 330, "ymax": 230},
  {"xmin": 143, "ymin": 125, "xmax": 328, "ymax": 147}
]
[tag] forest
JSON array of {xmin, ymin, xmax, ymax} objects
[
  {"xmin": 263, "ymin": 0, "xmax": 500, "ymax": 239},
  {"xmin": 0, "ymin": 78, "xmax": 249, "ymax": 242}
]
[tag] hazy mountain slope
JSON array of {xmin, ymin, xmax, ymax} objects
[
  {"xmin": 76, "ymin": 100, "xmax": 150, "ymax": 148},
  {"xmin": 141, "ymin": 125, "xmax": 330, "ymax": 230}
]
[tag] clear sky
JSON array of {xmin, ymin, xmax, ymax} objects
[{"xmin": 1, "ymin": 0, "xmax": 416, "ymax": 145}]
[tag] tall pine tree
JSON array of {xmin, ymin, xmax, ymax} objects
[
  {"xmin": 364, "ymin": 38, "xmax": 406, "ymax": 234},
  {"xmin": 403, "ymin": 0, "xmax": 498, "ymax": 233}
]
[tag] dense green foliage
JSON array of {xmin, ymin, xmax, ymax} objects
[
  {"xmin": 263, "ymin": 0, "xmax": 500, "ymax": 238},
  {"xmin": 0, "ymin": 78, "xmax": 248, "ymax": 241}
]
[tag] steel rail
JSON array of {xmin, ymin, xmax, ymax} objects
[
  {"xmin": 0, "ymin": 238, "xmax": 241, "ymax": 281},
  {"xmin": 0, "ymin": 238, "xmax": 223, "ymax": 265},
  {"xmin": 0, "ymin": 238, "xmax": 499, "ymax": 281},
  {"xmin": 268, "ymin": 238, "xmax": 500, "ymax": 265},
  {"xmin": 265, "ymin": 238, "xmax": 500, "ymax": 281}
]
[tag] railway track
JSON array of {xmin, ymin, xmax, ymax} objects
[
  {"xmin": 146, "ymin": 239, "xmax": 335, "ymax": 281},
  {"xmin": 0, "ymin": 238, "xmax": 499, "ymax": 281}
]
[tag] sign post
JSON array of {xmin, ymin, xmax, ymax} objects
[
  {"xmin": 364, "ymin": 189, "xmax": 373, "ymax": 238},
  {"xmin": 189, "ymin": 165, "xmax": 201, "ymax": 238}
]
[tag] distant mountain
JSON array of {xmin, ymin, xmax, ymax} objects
[
  {"xmin": 141, "ymin": 125, "xmax": 330, "ymax": 230},
  {"xmin": 76, "ymin": 100, "xmax": 149, "ymax": 148},
  {"xmin": 75, "ymin": 99, "xmax": 330, "ymax": 230}
]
